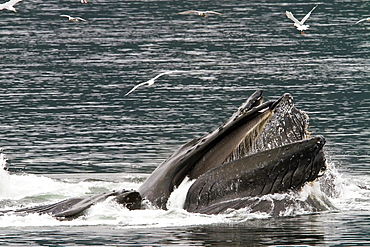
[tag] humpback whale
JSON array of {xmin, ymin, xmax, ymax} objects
[{"xmin": 0, "ymin": 91, "xmax": 328, "ymax": 219}]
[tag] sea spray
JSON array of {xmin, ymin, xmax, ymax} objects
[
  {"xmin": 167, "ymin": 177, "xmax": 195, "ymax": 209},
  {"xmin": 0, "ymin": 150, "xmax": 10, "ymax": 197}
]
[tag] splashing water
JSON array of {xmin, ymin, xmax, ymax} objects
[{"xmin": 0, "ymin": 150, "xmax": 9, "ymax": 197}]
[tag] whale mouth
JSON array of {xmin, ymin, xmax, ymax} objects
[
  {"xmin": 138, "ymin": 90, "xmax": 325, "ymax": 210},
  {"xmin": 182, "ymin": 93, "xmax": 327, "ymax": 214},
  {"xmin": 181, "ymin": 92, "xmax": 327, "ymax": 214}
]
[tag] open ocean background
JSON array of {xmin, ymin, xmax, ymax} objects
[{"xmin": 0, "ymin": 0, "xmax": 369, "ymax": 246}]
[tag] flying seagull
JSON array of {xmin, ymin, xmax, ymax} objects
[
  {"xmin": 355, "ymin": 17, "xmax": 370, "ymax": 24},
  {"xmin": 0, "ymin": 0, "xmax": 23, "ymax": 12},
  {"xmin": 286, "ymin": 5, "xmax": 318, "ymax": 34},
  {"xmin": 178, "ymin": 10, "xmax": 223, "ymax": 18},
  {"xmin": 80, "ymin": 0, "xmax": 88, "ymax": 3},
  {"xmin": 125, "ymin": 71, "xmax": 183, "ymax": 96},
  {"xmin": 60, "ymin": 14, "xmax": 87, "ymax": 22}
]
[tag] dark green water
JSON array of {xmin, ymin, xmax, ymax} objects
[{"xmin": 0, "ymin": 0, "xmax": 369, "ymax": 246}]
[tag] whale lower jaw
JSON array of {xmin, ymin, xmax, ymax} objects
[{"xmin": 184, "ymin": 136, "xmax": 326, "ymax": 214}]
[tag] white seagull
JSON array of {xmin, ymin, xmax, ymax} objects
[
  {"xmin": 286, "ymin": 5, "xmax": 318, "ymax": 34},
  {"xmin": 60, "ymin": 14, "xmax": 87, "ymax": 22},
  {"xmin": 355, "ymin": 17, "xmax": 370, "ymax": 24},
  {"xmin": 0, "ymin": 0, "xmax": 23, "ymax": 12},
  {"xmin": 125, "ymin": 71, "xmax": 182, "ymax": 96},
  {"xmin": 178, "ymin": 10, "xmax": 223, "ymax": 18}
]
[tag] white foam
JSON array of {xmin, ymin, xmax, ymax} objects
[
  {"xmin": 0, "ymin": 212, "xmax": 62, "ymax": 227},
  {"xmin": 0, "ymin": 171, "xmax": 135, "ymax": 201},
  {"xmin": 330, "ymin": 173, "xmax": 370, "ymax": 211}
]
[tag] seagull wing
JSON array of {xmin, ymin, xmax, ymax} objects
[
  {"xmin": 152, "ymin": 74, "xmax": 165, "ymax": 81},
  {"xmin": 355, "ymin": 18, "xmax": 366, "ymax": 24},
  {"xmin": 153, "ymin": 71, "xmax": 176, "ymax": 79},
  {"xmin": 205, "ymin": 11, "xmax": 223, "ymax": 15},
  {"xmin": 301, "ymin": 5, "xmax": 318, "ymax": 24},
  {"xmin": 6, "ymin": 0, "xmax": 23, "ymax": 7},
  {"xmin": 124, "ymin": 81, "xmax": 150, "ymax": 96},
  {"xmin": 286, "ymin": 11, "xmax": 301, "ymax": 25},
  {"xmin": 355, "ymin": 17, "xmax": 369, "ymax": 24},
  {"xmin": 178, "ymin": 10, "xmax": 199, "ymax": 15},
  {"xmin": 76, "ymin": 17, "xmax": 87, "ymax": 21},
  {"xmin": 60, "ymin": 14, "xmax": 71, "ymax": 18}
]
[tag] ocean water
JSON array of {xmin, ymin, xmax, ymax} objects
[{"xmin": 0, "ymin": 0, "xmax": 369, "ymax": 246}]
